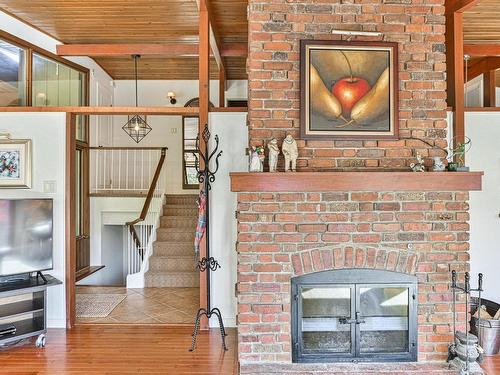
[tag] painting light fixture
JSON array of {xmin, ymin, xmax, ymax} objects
[
  {"xmin": 167, "ymin": 91, "xmax": 177, "ymax": 105},
  {"xmin": 331, "ymin": 29, "xmax": 383, "ymax": 41},
  {"xmin": 122, "ymin": 54, "xmax": 151, "ymax": 143}
]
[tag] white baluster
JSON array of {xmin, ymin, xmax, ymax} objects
[
  {"xmin": 133, "ymin": 150, "xmax": 137, "ymax": 191},
  {"xmin": 126, "ymin": 150, "xmax": 129, "ymax": 191},
  {"xmin": 118, "ymin": 150, "xmax": 122, "ymax": 191}
]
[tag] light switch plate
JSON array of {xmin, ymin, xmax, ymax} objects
[
  {"xmin": 171, "ymin": 127, "xmax": 178, "ymax": 134},
  {"xmin": 43, "ymin": 180, "xmax": 57, "ymax": 194}
]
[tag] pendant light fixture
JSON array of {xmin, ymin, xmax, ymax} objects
[{"xmin": 122, "ymin": 55, "xmax": 151, "ymax": 143}]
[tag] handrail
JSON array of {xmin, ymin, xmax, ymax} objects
[
  {"xmin": 125, "ymin": 147, "xmax": 167, "ymax": 256},
  {"xmin": 89, "ymin": 146, "xmax": 165, "ymax": 150}
]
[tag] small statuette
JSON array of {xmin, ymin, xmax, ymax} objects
[
  {"xmin": 432, "ymin": 156, "xmax": 445, "ymax": 172},
  {"xmin": 267, "ymin": 138, "xmax": 279, "ymax": 173},
  {"xmin": 282, "ymin": 134, "xmax": 298, "ymax": 172},
  {"xmin": 410, "ymin": 153, "xmax": 425, "ymax": 172},
  {"xmin": 249, "ymin": 145, "xmax": 265, "ymax": 172}
]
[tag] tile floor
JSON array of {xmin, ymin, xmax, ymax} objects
[{"xmin": 76, "ymin": 286, "xmax": 199, "ymax": 324}]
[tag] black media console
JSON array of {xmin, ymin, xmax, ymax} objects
[{"xmin": 0, "ymin": 274, "xmax": 61, "ymax": 348}]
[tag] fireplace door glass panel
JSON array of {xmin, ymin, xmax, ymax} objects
[
  {"xmin": 358, "ymin": 286, "xmax": 409, "ymax": 354},
  {"xmin": 301, "ymin": 286, "xmax": 352, "ymax": 353}
]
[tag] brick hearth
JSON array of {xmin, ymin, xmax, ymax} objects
[{"xmin": 231, "ymin": 174, "xmax": 482, "ymax": 373}]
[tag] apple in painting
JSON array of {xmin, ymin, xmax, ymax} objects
[{"xmin": 332, "ymin": 77, "xmax": 371, "ymax": 116}]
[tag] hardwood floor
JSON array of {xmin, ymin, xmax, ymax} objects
[
  {"xmin": 0, "ymin": 326, "xmax": 237, "ymax": 375},
  {"xmin": 482, "ymin": 355, "xmax": 500, "ymax": 375}
]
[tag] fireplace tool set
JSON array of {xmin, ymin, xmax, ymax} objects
[
  {"xmin": 189, "ymin": 124, "xmax": 228, "ymax": 352},
  {"xmin": 447, "ymin": 270, "xmax": 484, "ymax": 374}
]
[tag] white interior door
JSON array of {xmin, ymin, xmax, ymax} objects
[{"xmin": 466, "ymin": 112, "xmax": 500, "ymax": 303}]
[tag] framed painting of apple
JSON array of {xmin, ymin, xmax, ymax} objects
[{"xmin": 300, "ymin": 40, "xmax": 399, "ymax": 139}]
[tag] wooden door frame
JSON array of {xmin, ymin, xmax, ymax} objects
[
  {"xmin": 75, "ymin": 134, "xmax": 91, "ymax": 280},
  {"xmin": 65, "ymin": 113, "xmax": 77, "ymax": 328}
]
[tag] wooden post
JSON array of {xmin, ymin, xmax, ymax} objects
[
  {"xmin": 198, "ymin": 2, "xmax": 210, "ymax": 330},
  {"xmin": 445, "ymin": 0, "xmax": 481, "ymax": 144},
  {"xmin": 219, "ymin": 67, "xmax": 226, "ymax": 107},
  {"xmin": 483, "ymin": 70, "xmax": 497, "ymax": 107},
  {"xmin": 445, "ymin": 11, "xmax": 465, "ymax": 143}
]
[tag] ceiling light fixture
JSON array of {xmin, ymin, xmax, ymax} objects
[{"xmin": 122, "ymin": 55, "xmax": 151, "ymax": 143}]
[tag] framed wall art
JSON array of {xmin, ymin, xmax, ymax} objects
[
  {"xmin": 300, "ymin": 40, "xmax": 399, "ymax": 140},
  {"xmin": 0, "ymin": 137, "xmax": 32, "ymax": 188}
]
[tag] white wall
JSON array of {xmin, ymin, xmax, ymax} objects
[
  {"xmin": 0, "ymin": 112, "xmax": 67, "ymax": 328},
  {"xmin": 111, "ymin": 80, "xmax": 248, "ymax": 194},
  {"xmin": 87, "ymin": 196, "xmax": 148, "ymax": 276},
  {"xmin": 466, "ymin": 111, "xmax": 500, "ymax": 303},
  {"xmin": 209, "ymin": 112, "xmax": 248, "ymax": 328}
]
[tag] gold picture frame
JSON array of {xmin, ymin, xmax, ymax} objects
[
  {"xmin": 300, "ymin": 40, "xmax": 399, "ymax": 140},
  {"xmin": 0, "ymin": 138, "xmax": 32, "ymax": 188}
]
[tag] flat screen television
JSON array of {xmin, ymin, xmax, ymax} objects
[{"xmin": 0, "ymin": 199, "xmax": 53, "ymax": 277}]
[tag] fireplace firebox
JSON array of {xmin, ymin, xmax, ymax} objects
[{"xmin": 291, "ymin": 269, "xmax": 418, "ymax": 363}]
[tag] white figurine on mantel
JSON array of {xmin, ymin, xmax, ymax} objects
[
  {"xmin": 432, "ymin": 156, "xmax": 446, "ymax": 172},
  {"xmin": 249, "ymin": 146, "xmax": 264, "ymax": 172},
  {"xmin": 282, "ymin": 134, "xmax": 298, "ymax": 172},
  {"xmin": 410, "ymin": 153, "xmax": 426, "ymax": 172},
  {"xmin": 267, "ymin": 138, "xmax": 279, "ymax": 172}
]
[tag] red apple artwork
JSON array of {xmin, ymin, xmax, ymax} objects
[{"xmin": 332, "ymin": 77, "xmax": 370, "ymax": 116}]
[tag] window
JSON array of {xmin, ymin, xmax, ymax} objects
[
  {"xmin": 0, "ymin": 32, "xmax": 89, "ymax": 140},
  {"xmin": 32, "ymin": 53, "xmax": 86, "ymax": 107},
  {"xmin": 182, "ymin": 97, "xmax": 214, "ymax": 189},
  {"xmin": 0, "ymin": 39, "xmax": 27, "ymax": 106},
  {"xmin": 32, "ymin": 53, "xmax": 88, "ymax": 141},
  {"xmin": 183, "ymin": 116, "xmax": 199, "ymax": 189}
]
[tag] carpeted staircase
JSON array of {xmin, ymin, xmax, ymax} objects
[{"xmin": 144, "ymin": 194, "xmax": 199, "ymax": 287}]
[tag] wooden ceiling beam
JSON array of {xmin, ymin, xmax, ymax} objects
[
  {"xmin": 464, "ymin": 44, "xmax": 500, "ymax": 57},
  {"xmin": 445, "ymin": 0, "xmax": 481, "ymax": 14},
  {"xmin": 466, "ymin": 57, "xmax": 500, "ymax": 81},
  {"xmin": 56, "ymin": 43, "xmax": 247, "ymax": 57}
]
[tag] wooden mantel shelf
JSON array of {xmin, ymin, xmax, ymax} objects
[{"xmin": 230, "ymin": 171, "xmax": 483, "ymax": 192}]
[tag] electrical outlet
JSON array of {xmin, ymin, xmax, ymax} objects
[{"xmin": 171, "ymin": 127, "xmax": 178, "ymax": 134}]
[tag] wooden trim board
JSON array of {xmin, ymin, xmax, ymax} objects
[{"xmin": 230, "ymin": 171, "xmax": 483, "ymax": 192}]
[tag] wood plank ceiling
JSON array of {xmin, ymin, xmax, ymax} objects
[
  {"xmin": 0, "ymin": 0, "xmax": 248, "ymax": 80},
  {"xmin": 463, "ymin": 0, "xmax": 500, "ymax": 85}
]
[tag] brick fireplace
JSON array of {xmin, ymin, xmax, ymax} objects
[
  {"xmin": 241, "ymin": 0, "xmax": 484, "ymax": 371},
  {"xmin": 231, "ymin": 172, "xmax": 482, "ymax": 374}
]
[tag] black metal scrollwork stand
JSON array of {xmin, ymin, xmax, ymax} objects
[{"xmin": 189, "ymin": 123, "xmax": 228, "ymax": 352}]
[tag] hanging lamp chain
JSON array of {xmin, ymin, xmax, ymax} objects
[{"xmin": 133, "ymin": 54, "xmax": 140, "ymax": 107}]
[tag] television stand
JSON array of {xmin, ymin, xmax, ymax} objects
[
  {"xmin": 0, "ymin": 274, "xmax": 61, "ymax": 349},
  {"xmin": 36, "ymin": 271, "xmax": 47, "ymax": 284}
]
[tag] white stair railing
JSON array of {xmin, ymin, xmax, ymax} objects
[
  {"xmin": 125, "ymin": 148, "xmax": 167, "ymax": 288},
  {"xmin": 89, "ymin": 147, "xmax": 165, "ymax": 194}
]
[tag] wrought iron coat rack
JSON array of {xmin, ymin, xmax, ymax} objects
[{"xmin": 189, "ymin": 123, "xmax": 227, "ymax": 352}]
